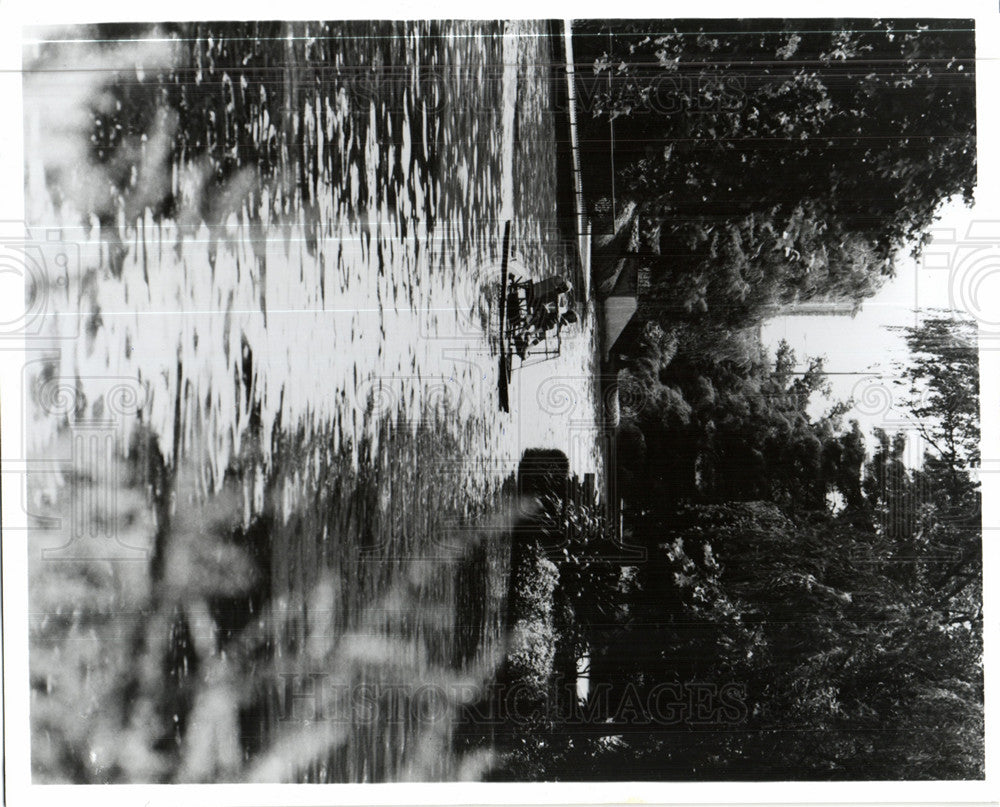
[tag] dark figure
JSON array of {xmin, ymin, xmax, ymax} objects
[
  {"xmin": 530, "ymin": 305, "xmax": 561, "ymax": 336},
  {"xmin": 530, "ymin": 276, "xmax": 571, "ymax": 309},
  {"xmin": 526, "ymin": 302, "xmax": 579, "ymax": 349},
  {"xmin": 560, "ymin": 308, "xmax": 579, "ymax": 327}
]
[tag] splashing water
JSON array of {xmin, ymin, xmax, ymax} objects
[{"xmin": 25, "ymin": 20, "xmax": 605, "ymax": 782}]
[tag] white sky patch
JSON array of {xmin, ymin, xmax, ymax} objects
[{"xmin": 761, "ymin": 197, "xmax": 981, "ymax": 449}]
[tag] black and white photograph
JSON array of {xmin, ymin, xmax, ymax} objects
[{"xmin": 0, "ymin": 3, "xmax": 995, "ymax": 801}]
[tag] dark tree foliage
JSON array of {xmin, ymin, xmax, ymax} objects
[
  {"xmin": 541, "ymin": 26, "xmax": 982, "ymax": 779},
  {"xmin": 618, "ymin": 333, "xmax": 855, "ymax": 510},
  {"xmin": 574, "ymin": 19, "xmax": 976, "ymax": 326},
  {"xmin": 520, "ymin": 319, "xmax": 981, "ymax": 781},
  {"xmin": 575, "ymin": 18, "xmax": 975, "ymax": 250},
  {"xmin": 893, "ymin": 316, "xmax": 980, "ymax": 470}
]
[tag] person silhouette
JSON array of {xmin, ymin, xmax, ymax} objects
[
  {"xmin": 559, "ymin": 308, "xmax": 579, "ymax": 328},
  {"xmin": 530, "ymin": 276, "xmax": 571, "ymax": 308}
]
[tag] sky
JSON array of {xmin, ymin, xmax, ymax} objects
[{"xmin": 760, "ymin": 197, "xmax": 989, "ymax": 462}]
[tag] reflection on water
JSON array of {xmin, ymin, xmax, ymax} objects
[{"xmin": 25, "ymin": 20, "xmax": 602, "ymax": 781}]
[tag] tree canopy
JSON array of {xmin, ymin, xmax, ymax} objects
[
  {"xmin": 575, "ymin": 19, "xmax": 976, "ymax": 329},
  {"xmin": 497, "ymin": 316, "xmax": 982, "ymax": 780}
]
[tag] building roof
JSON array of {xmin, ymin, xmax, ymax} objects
[{"xmin": 603, "ymin": 294, "xmax": 638, "ymax": 362}]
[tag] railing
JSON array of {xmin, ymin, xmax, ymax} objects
[{"xmin": 562, "ymin": 20, "xmax": 592, "ymax": 302}]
